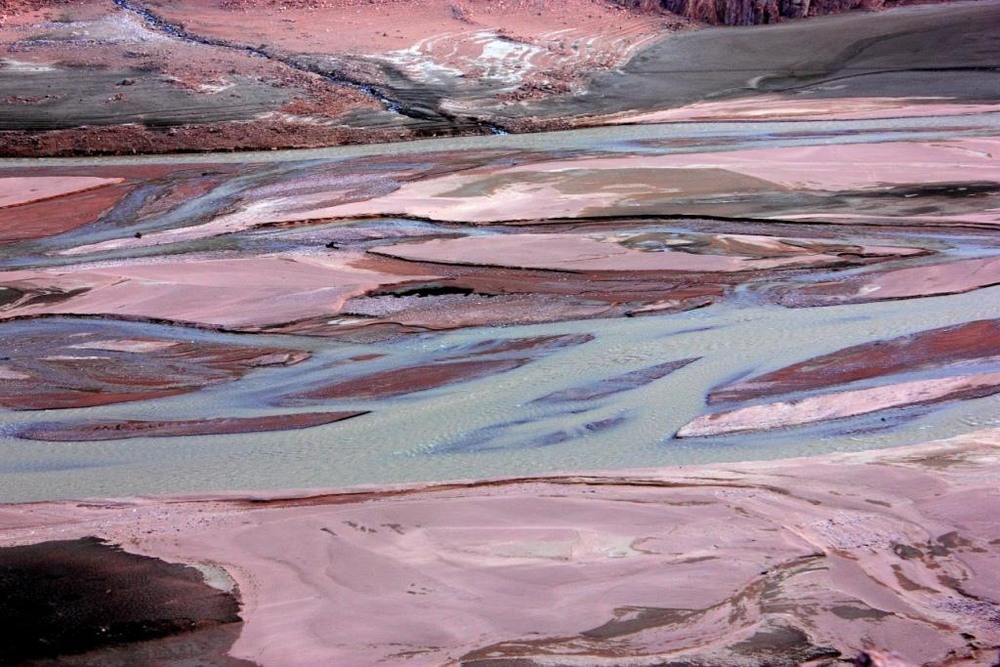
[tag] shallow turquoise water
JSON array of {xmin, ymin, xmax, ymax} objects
[{"xmin": 1, "ymin": 283, "xmax": 998, "ymax": 502}]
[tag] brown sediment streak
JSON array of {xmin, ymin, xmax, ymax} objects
[
  {"xmin": 280, "ymin": 277, "xmax": 631, "ymax": 333},
  {"xmin": 2, "ymin": 430, "xmax": 997, "ymax": 666},
  {"xmin": 17, "ymin": 411, "xmax": 368, "ymax": 442},
  {"xmin": 0, "ymin": 181, "xmax": 134, "ymax": 245},
  {"xmin": 287, "ymin": 357, "xmax": 528, "ymax": 402},
  {"xmin": 285, "ymin": 333, "xmax": 592, "ymax": 402},
  {"xmin": 677, "ymin": 371, "xmax": 1000, "ymax": 438},
  {"xmin": 1, "ymin": 388, "xmax": 196, "ymax": 412},
  {"xmin": 319, "ymin": 250, "xmax": 729, "ymax": 331},
  {"xmin": 0, "ymin": 177, "xmax": 123, "ymax": 209},
  {"xmin": 710, "ymin": 319, "xmax": 1000, "ymax": 404},
  {"xmin": 779, "ymin": 255, "xmax": 1000, "ymax": 306},
  {"xmin": 0, "ymin": 324, "xmax": 310, "ymax": 411},
  {"xmin": 531, "ymin": 357, "xmax": 700, "ymax": 405},
  {"xmin": 460, "ymin": 333, "xmax": 595, "ymax": 356},
  {"xmin": 371, "ymin": 232, "xmax": 923, "ymax": 273}
]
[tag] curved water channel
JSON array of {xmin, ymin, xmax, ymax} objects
[{"xmin": 1, "ymin": 115, "xmax": 998, "ymax": 502}]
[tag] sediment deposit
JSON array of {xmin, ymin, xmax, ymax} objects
[
  {"xmin": 2, "ymin": 430, "xmax": 998, "ymax": 665},
  {"xmin": 0, "ymin": 1, "xmax": 998, "ymax": 664}
]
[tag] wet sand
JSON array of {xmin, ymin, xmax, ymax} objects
[
  {"xmin": 0, "ymin": 151, "xmax": 993, "ymax": 667},
  {"xmin": 2, "ymin": 430, "xmax": 997, "ymax": 665},
  {"xmin": 0, "ymin": 537, "xmax": 247, "ymax": 665},
  {"xmin": 534, "ymin": 0, "xmax": 1000, "ymax": 122},
  {"xmin": 0, "ymin": 318, "xmax": 310, "ymax": 410}
]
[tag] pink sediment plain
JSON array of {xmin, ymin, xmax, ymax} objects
[
  {"xmin": 0, "ymin": 252, "xmax": 434, "ymax": 328},
  {"xmin": 787, "ymin": 255, "xmax": 1000, "ymax": 305},
  {"xmin": 233, "ymin": 137, "xmax": 1000, "ymax": 224},
  {"xmin": 1, "ymin": 430, "xmax": 997, "ymax": 665},
  {"xmin": 0, "ymin": 176, "xmax": 124, "ymax": 209},
  {"xmin": 508, "ymin": 137, "xmax": 1000, "ymax": 193},
  {"xmin": 677, "ymin": 371, "xmax": 1000, "ymax": 438}
]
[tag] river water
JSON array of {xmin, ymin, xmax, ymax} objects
[{"xmin": 1, "ymin": 115, "xmax": 998, "ymax": 502}]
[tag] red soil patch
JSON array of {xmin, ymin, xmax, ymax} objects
[
  {"xmin": 0, "ymin": 120, "xmax": 414, "ymax": 158},
  {"xmin": 289, "ymin": 357, "xmax": 527, "ymax": 401},
  {"xmin": 151, "ymin": 0, "xmax": 667, "ymax": 59},
  {"xmin": 0, "ymin": 181, "xmax": 132, "ymax": 245},
  {"xmin": 18, "ymin": 411, "xmax": 368, "ymax": 441},
  {"xmin": 709, "ymin": 319, "xmax": 1000, "ymax": 404},
  {"xmin": 0, "ymin": 327, "xmax": 310, "ymax": 410}
]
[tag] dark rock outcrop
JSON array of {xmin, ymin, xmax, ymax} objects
[{"xmin": 619, "ymin": 0, "xmax": 896, "ymax": 25}]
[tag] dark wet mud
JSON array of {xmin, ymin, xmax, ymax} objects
[{"xmin": 0, "ymin": 537, "xmax": 247, "ymax": 666}]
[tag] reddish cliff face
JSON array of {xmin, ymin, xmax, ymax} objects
[{"xmin": 619, "ymin": 0, "xmax": 908, "ymax": 25}]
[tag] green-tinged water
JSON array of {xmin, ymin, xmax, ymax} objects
[{"xmin": 1, "ymin": 285, "xmax": 998, "ymax": 502}]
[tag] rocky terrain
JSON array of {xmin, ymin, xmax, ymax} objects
[
  {"xmin": 1, "ymin": 0, "xmax": 983, "ymax": 155},
  {"xmin": 621, "ymin": 0, "xmax": 903, "ymax": 25}
]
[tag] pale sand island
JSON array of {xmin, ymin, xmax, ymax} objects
[{"xmin": 1, "ymin": 0, "xmax": 1000, "ymax": 665}]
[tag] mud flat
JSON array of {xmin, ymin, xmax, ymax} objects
[
  {"xmin": 555, "ymin": 0, "xmax": 1000, "ymax": 123},
  {"xmin": 0, "ymin": 537, "xmax": 248, "ymax": 666},
  {"xmin": 1, "ymin": 429, "xmax": 998, "ymax": 665}
]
